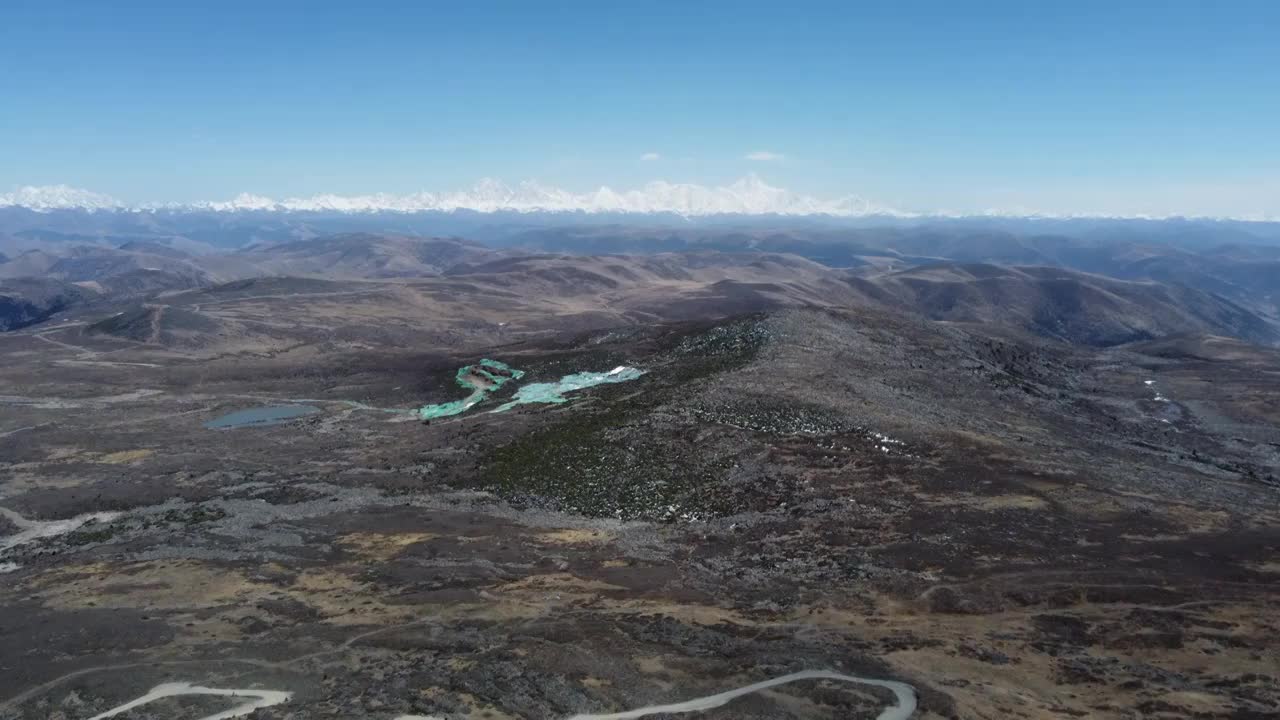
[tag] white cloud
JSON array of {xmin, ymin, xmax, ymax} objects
[
  {"xmin": 744, "ymin": 150, "xmax": 785, "ymax": 161},
  {"xmin": 639, "ymin": 152, "xmax": 662, "ymax": 161}
]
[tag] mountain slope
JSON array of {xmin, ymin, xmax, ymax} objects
[
  {"xmin": 0, "ymin": 278, "xmax": 99, "ymax": 331},
  {"xmin": 860, "ymin": 263, "xmax": 1279, "ymax": 346},
  {"xmin": 235, "ymin": 233, "xmax": 500, "ymax": 278}
]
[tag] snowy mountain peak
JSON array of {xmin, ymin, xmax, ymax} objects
[
  {"xmin": 0, "ymin": 185, "xmax": 123, "ymax": 212},
  {"xmin": 4, "ymin": 180, "xmax": 1276, "ymax": 221},
  {"xmin": 1, "ymin": 177, "xmax": 900, "ymax": 217}
]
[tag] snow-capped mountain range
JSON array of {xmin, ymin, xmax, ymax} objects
[
  {"xmin": 0, "ymin": 185, "xmax": 126, "ymax": 213},
  {"xmin": 0, "ymin": 176, "xmax": 896, "ymax": 217},
  {"xmin": 4, "ymin": 178, "xmax": 1275, "ymax": 222}
]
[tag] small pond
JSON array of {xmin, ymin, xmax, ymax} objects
[{"xmin": 205, "ymin": 405, "xmax": 320, "ymax": 429}]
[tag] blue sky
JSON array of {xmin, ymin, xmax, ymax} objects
[{"xmin": 1, "ymin": 0, "xmax": 1278, "ymax": 216}]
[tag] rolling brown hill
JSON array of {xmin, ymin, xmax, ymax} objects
[
  {"xmin": 12, "ymin": 232, "xmax": 1279, "ymax": 354},
  {"xmin": 0, "ymin": 278, "xmax": 100, "ymax": 331},
  {"xmin": 857, "ymin": 263, "xmax": 1279, "ymax": 346},
  {"xmin": 235, "ymin": 233, "xmax": 501, "ymax": 278},
  {"xmin": 79, "ymin": 252, "xmax": 865, "ymax": 354}
]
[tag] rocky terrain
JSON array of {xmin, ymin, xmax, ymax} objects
[
  {"xmin": 1, "ymin": 273, "xmax": 1277, "ymax": 718},
  {"xmin": 1, "ymin": 213, "xmax": 1279, "ymax": 719}
]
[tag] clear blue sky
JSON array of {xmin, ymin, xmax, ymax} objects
[{"xmin": 2, "ymin": 0, "xmax": 1277, "ymax": 216}]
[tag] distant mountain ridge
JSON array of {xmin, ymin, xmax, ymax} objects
[
  {"xmin": 4, "ymin": 227, "xmax": 1279, "ymax": 350},
  {"xmin": 0, "ymin": 176, "xmax": 888, "ymax": 217},
  {"xmin": 57, "ymin": 243, "xmax": 1280, "ymax": 352},
  {"xmin": 6, "ymin": 177, "xmax": 1278, "ymax": 221}
]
